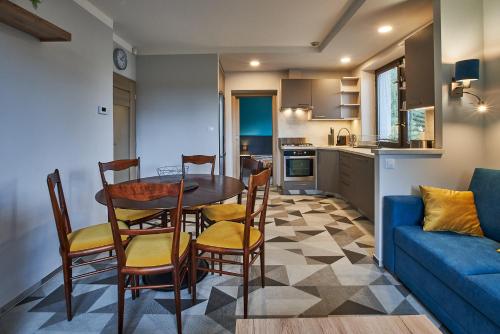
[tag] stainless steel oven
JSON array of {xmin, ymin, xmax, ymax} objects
[{"xmin": 283, "ymin": 150, "xmax": 316, "ymax": 182}]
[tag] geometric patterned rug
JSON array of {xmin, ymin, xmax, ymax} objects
[{"xmin": 0, "ymin": 189, "xmax": 445, "ymax": 333}]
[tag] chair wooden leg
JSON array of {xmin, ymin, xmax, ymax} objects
[
  {"xmin": 191, "ymin": 243, "xmax": 197, "ymax": 303},
  {"xmin": 131, "ymin": 275, "xmax": 136, "ymax": 300},
  {"xmin": 135, "ymin": 275, "xmax": 140, "ymax": 298},
  {"xmin": 62, "ymin": 257, "xmax": 72, "ymax": 321},
  {"xmin": 182, "ymin": 212, "xmax": 186, "ymax": 232},
  {"xmin": 218, "ymin": 254, "xmax": 222, "ymax": 276},
  {"xmin": 109, "ymin": 250, "xmax": 113, "ymax": 257},
  {"xmin": 118, "ymin": 273, "xmax": 125, "ymax": 334},
  {"xmin": 243, "ymin": 253, "xmax": 249, "ymax": 319},
  {"xmin": 173, "ymin": 270, "xmax": 182, "ymax": 334},
  {"xmin": 260, "ymin": 244, "xmax": 265, "ymax": 288},
  {"xmin": 195, "ymin": 211, "xmax": 200, "ymax": 237},
  {"xmin": 210, "ymin": 253, "xmax": 215, "ymax": 275}
]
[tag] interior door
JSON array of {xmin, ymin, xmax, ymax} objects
[{"xmin": 113, "ymin": 98, "xmax": 130, "ymax": 183}]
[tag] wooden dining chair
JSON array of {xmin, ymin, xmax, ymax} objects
[
  {"xmin": 47, "ymin": 169, "xmax": 129, "ymax": 321},
  {"xmin": 99, "ymin": 158, "xmax": 166, "ymax": 228},
  {"xmin": 103, "ymin": 179, "xmax": 191, "ymax": 334},
  {"xmin": 201, "ymin": 157, "xmax": 264, "ymax": 226},
  {"xmin": 191, "ymin": 167, "xmax": 272, "ymax": 318},
  {"xmin": 181, "ymin": 154, "xmax": 216, "ymax": 236}
]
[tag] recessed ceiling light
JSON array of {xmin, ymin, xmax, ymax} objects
[
  {"xmin": 249, "ymin": 60, "xmax": 260, "ymax": 67},
  {"xmin": 378, "ymin": 25, "xmax": 393, "ymax": 34},
  {"xmin": 340, "ymin": 57, "xmax": 351, "ymax": 64}
]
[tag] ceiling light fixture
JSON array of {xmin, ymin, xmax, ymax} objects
[
  {"xmin": 249, "ymin": 60, "xmax": 260, "ymax": 67},
  {"xmin": 340, "ymin": 57, "xmax": 351, "ymax": 64},
  {"xmin": 378, "ymin": 25, "xmax": 393, "ymax": 34}
]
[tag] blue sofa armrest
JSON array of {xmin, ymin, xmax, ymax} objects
[{"xmin": 383, "ymin": 196, "xmax": 424, "ymax": 274}]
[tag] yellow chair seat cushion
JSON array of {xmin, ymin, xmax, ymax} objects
[
  {"xmin": 125, "ymin": 232, "xmax": 190, "ymax": 267},
  {"xmin": 115, "ymin": 208, "xmax": 162, "ymax": 222},
  {"xmin": 197, "ymin": 221, "xmax": 261, "ymax": 249},
  {"xmin": 202, "ymin": 203, "xmax": 246, "ymax": 222},
  {"xmin": 67, "ymin": 222, "xmax": 128, "ymax": 252},
  {"xmin": 420, "ymin": 185, "xmax": 484, "ymax": 237}
]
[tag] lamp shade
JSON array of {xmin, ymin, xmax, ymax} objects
[{"xmin": 455, "ymin": 59, "xmax": 479, "ymax": 81}]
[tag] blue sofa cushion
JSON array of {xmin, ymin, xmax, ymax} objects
[
  {"xmin": 462, "ymin": 274, "xmax": 500, "ymax": 328},
  {"xmin": 395, "ymin": 226, "xmax": 500, "ymax": 281},
  {"xmin": 469, "ymin": 168, "xmax": 500, "ymax": 242}
]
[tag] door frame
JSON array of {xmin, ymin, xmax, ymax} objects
[
  {"xmin": 231, "ymin": 90, "xmax": 278, "ymax": 185},
  {"xmin": 113, "ymin": 73, "xmax": 137, "ymax": 179}
]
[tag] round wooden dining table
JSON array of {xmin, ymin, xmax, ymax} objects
[{"xmin": 95, "ymin": 174, "xmax": 245, "ymax": 290}]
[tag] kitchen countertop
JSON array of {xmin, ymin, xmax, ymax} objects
[
  {"xmin": 316, "ymin": 146, "xmax": 375, "ymax": 158},
  {"xmin": 281, "ymin": 145, "xmax": 443, "ymax": 158}
]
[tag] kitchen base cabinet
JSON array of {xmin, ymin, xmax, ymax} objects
[
  {"xmin": 316, "ymin": 150, "xmax": 339, "ymax": 194},
  {"xmin": 336, "ymin": 152, "xmax": 374, "ymax": 221}
]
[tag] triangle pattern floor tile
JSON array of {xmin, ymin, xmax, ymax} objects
[
  {"xmin": 391, "ymin": 299, "xmax": 419, "ymax": 315},
  {"xmin": 306, "ymin": 256, "xmax": 344, "ymax": 264},
  {"xmin": 294, "ymin": 265, "xmax": 340, "ymax": 286},
  {"xmin": 343, "ymin": 249, "xmax": 367, "ymax": 264},
  {"xmin": 330, "ymin": 300, "xmax": 385, "ymax": 315}
]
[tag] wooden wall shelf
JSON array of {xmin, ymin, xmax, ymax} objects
[{"xmin": 0, "ymin": 0, "xmax": 71, "ymax": 42}]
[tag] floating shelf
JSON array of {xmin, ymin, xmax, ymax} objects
[
  {"xmin": 342, "ymin": 77, "xmax": 359, "ymax": 80},
  {"xmin": 341, "ymin": 90, "xmax": 359, "ymax": 94},
  {"xmin": 341, "ymin": 103, "xmax": 360, "ymax": 107},
  {"xmin": 0, "ymin": 0, "xmax": 71, "ymax": 42}
]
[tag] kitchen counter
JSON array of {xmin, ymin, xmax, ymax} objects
[
  {"xmin": 281, "ymin": 145, "xmax": 374, "ymax": 158},
  {"xmin": 316, "ymin": 146, "xmax": 375, "ymax": 158},
  {"xmin": 283, "ymin": 145, "xmax": 443, "ymax": 158}
]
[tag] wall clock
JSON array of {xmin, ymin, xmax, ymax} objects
[{"xmin": 113, "ymin": 48, "xmax": 127, "ymax": 70}]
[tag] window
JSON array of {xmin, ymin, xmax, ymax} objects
[{"xmin": 376, "ymin": 58, "xmax": 406, "ymax": 147}]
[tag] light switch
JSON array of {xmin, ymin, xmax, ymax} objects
[
  {"xmin": 385, "ymin": 158, "xmax": 396, "ymax": 169},
  {"xmin": 97, "ymin": 106, "xmax": 110, "ymax": 115}
]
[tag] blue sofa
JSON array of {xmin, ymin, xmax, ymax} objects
[{"xmin": 383, "ymin": 168, "xmax": 500, "ymax": 334}]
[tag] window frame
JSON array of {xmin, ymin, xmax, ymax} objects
[{"xmin": 375, "ymin": 57, "xmax": 408, "ymax": 148}]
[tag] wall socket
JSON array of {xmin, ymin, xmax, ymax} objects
[
  {"xmin": 385, "ymin": 158, "xmax": 396, "ymax": 169},
  {"xmin": 97, "ymin": 106, "xmax": 110, "ymax": 115}
]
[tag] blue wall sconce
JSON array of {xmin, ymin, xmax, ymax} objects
[{"xmin": 450, "ymin": 59, "xmax": 487, "ymax": 112}]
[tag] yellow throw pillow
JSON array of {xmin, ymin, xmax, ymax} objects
[{"xmin": 420, "ymin": 186, "xmax": 484, "ymax": 237}]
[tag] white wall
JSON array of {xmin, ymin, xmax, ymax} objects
[
  {"xmin": 224, "ymin": 71, "xmax": 353, "ymax": 180},
  {"xmin": 0, "ymin": 0, "xmax": 113, "ymax": 308},
  {"xmin": 113, "ymin": 41, "xmax": 136, "ymax": 81},
  {"xmin": 483, "ymin": 0, "xmax": 500, "ymax": 168},
  {"xmin": 136, "ymin": 54, "xmax": 219, "ymax": 176}
]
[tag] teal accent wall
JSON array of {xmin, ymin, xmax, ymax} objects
[{"xmin": 239, "ymin": 96, "xmax": 272, "ymax": 136}]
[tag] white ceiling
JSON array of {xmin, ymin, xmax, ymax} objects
[{"xmin": 90, "ymin": 0, "xmax": 432, "ymax": 71}]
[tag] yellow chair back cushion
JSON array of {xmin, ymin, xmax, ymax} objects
[
  {"xmin": 197, "ymin": 221, "xmax": 261, "ymax": 249},
  {"xmin": 67, "ymin": 221, "xmax": 128, "ymax": 252},
  {"xmin": 202, "ymin": 203, "xmax": 246, "ymax": 222},
  {"xmin": 420, "ymin": 186, "xmax": 484, "ymax": 236},
  {"xmin": 125, "ymin": 232, "xmax": 190, "ymax": 267},
  {"xmin": 115, "ymin": 208, "xmax": 162, "ymax": 222}
]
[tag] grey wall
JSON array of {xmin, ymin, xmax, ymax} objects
[
  {"xmin": 483, "ymin": 0, "xmax": 500, "ymax": 168},
  {"xmin": 113, "ymin": 41, "xmax": 136, "ymax": 80},
  {"xmin": 136, "ymin": 54, "xmax": 219, "ymax": 176},
  {"xmin": 0, "ymin": 0, "xmax": 113, "ymax": 308}
]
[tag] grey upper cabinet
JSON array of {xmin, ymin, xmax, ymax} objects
[
  {"xmin": 405, "ymin": 24, "xmax": 434, "ymax": 109},
  {"xmin": 316, "ymin": 150, "xmax": 339, "ymax": 193},
  {"xmin": 281, "ymin": 79, "xmax": 312, "ymax": 109},
  {"xmin": 311, "ymin": 79, "xmax": 341, "ymax": 119}
]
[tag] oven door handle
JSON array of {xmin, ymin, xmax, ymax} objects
[{"xmin": 284, "ymin": 156, "xmax": 315, "ymax": 160}]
